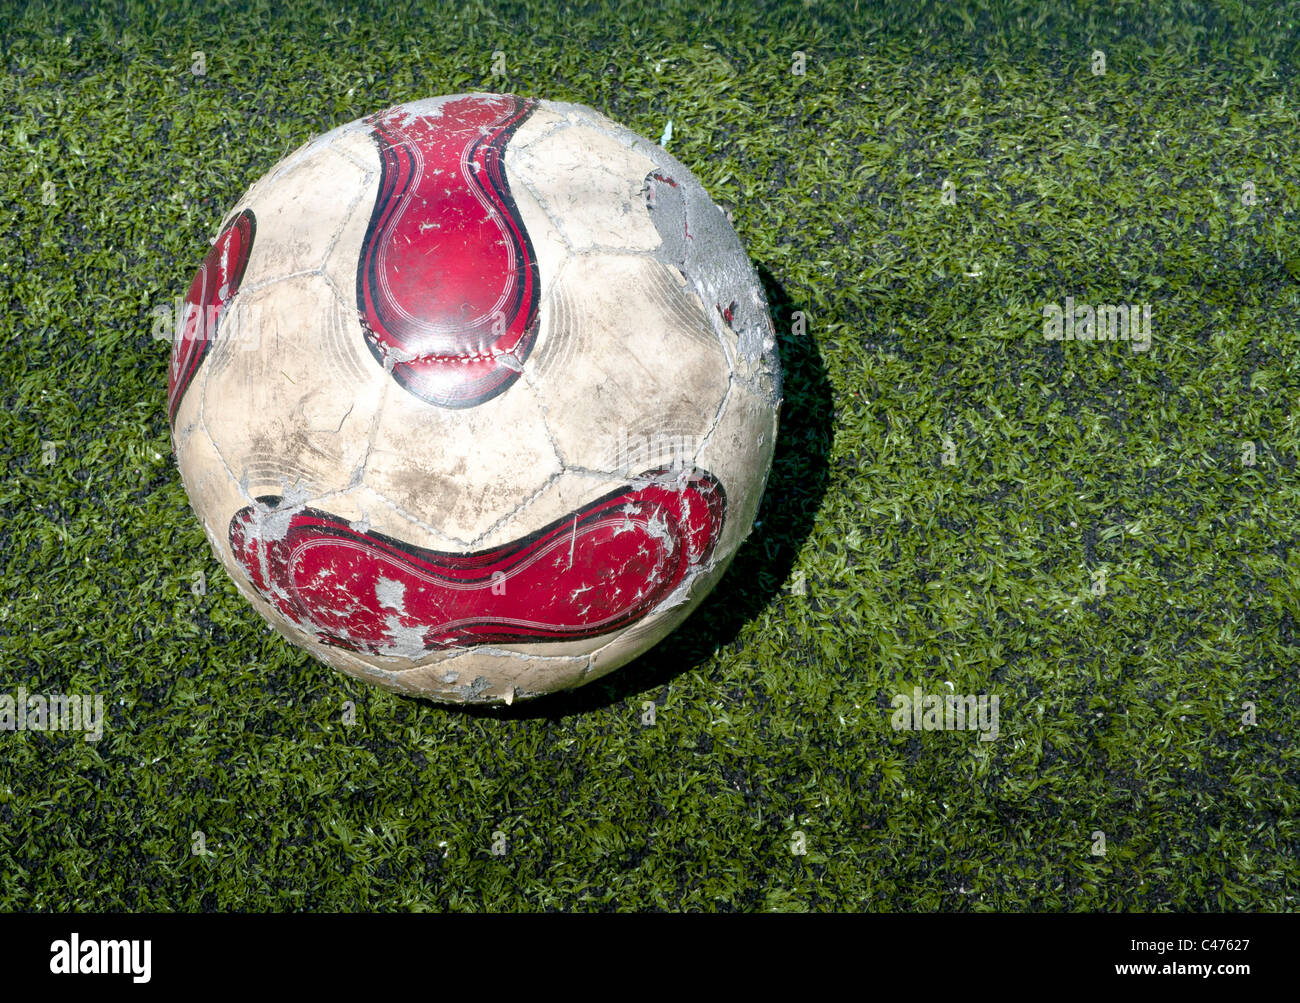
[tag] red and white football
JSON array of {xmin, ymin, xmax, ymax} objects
[{"xmin": 168, "ymin": 93, "xmax": 782, "ymax": 704}]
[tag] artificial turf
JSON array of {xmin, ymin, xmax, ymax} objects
[{"xmin": 0, "ymin": 0, "xmax": 1297, "ymax": 911}]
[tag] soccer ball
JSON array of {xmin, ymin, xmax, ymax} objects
[{"xmin": 169, "ymin": 93, "xmax": 782, "ymax": 704}]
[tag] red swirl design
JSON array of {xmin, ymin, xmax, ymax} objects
[
  {"xmin": 228, "ymin": 470, "xmax": 725, "ymax": 654},
  {"xmin": 168, "ymin": 209, "xmax": 256, "ymax": 423},
  {"xmin": 357, "ymin": 95, "xmax": 541, "ymax": 408}
]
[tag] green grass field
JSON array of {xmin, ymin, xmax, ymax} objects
[{"xmin": 1, "ymin": 0, "xmax": 1297, "ymax": 911}]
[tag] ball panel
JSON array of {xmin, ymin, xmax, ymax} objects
[
  {"xmin": 170, "ymin": 371, "xmax": 204, "ymax": 455},
  {"xmin": 506, "ymin": 119, "xmax": 662, "ymax": 251},
  {"xmin": 175, "ymin": 395, "xmax": 249, "ymax": 560},
  {"xmin": 545, "ymin": 100, "xmax": 781, "ymax": 395},
  {"xmin": 691, "ymin": 375, "xmax": 779, "ymax": 564},
  {"xmin": 428, "ymin": 647, "xmax": 591, "ymax": 702},
  {"xmin": 199, "ymin": 275, "xmax": 388, "ymax": 500},
  {"xmin": 224, "ymin": 140, "xmax": 372, "ymax": 285},
  {"xmin": 525, "ymin": 254, "xmax": 729, "ymax": 473},
  {"xmin": 320, "ymin": 154, "xmax": 381, "ymax": 317},
  {"xmin": 364, "ymin": 369, "xmax": 562, "ymax": 543}
]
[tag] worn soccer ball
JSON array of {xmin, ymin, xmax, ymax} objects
[{"xmin": 168, "ymin": 93, "xmax": 781, "ymax": 704}]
